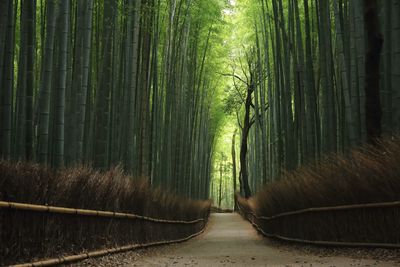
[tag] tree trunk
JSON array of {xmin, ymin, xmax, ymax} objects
[
  {"xmin": 139, "ymin": 0, "xmax": 153, "ymax": 178},
  {"xmin": 75, "ymin": 0, "xmax": 93, "ymax": 163},
  {"xmin": 318, "ymin": 0, "xmax": 337, "ymax": 154},
  {"xmin": 94, "ymin": 0, "xmax": 115, "ymax": 170},
  {"xmin": 0, "ymin": 0, "xmax": 14, "ymax": 159},
  {"xmin": 53, "ymin": 0, "xmax": 70, "ymax": 167},
  {"xmin": 15, "ymin": 0, "xmax": 28, "ymax": 159},
  {"xmin": 126, "ymin": 0, "xmax": 142, "ymax": 172},
  {"xmin": 37, "ymin": 0, "xmax": 58, "ymax": 164},
  {"xmin": 391, "ymin": 0, "xmax": 400, "ymax": 131},
  {"xmin": 219, "ymin": 160, "xmax": 223, "ymax": 208},
  {"xmin": 25, "ymin": 0, "xmax": 36, "ymax": 160},
  {"xmin": 363, "ymin": 0, "xmax": 383, "ymax": 143},
  {"xmin": 334, "ymin": 0, "xmax": 357, "ymax": 148},
  {"xmin": 303, "ymin": 0, "xmax": 318, "ymax": 161},
  {"xmin": 240, "ymin": 81, "xmax": 254, "ymax": 199},
  {"xmin": 231, "ymin": 128, "xmax": 237, "ymax": 209}
]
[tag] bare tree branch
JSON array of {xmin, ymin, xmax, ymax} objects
[
  {"xmin": 232, "ymin": 79, "xmax": 246, "ymax": 104},
  {"xmin": 236, "ymin": 110, "xmax": 243, "ymax": 130},
  {"xmin": 238, "ymin": 52, "xmax": 250, "ymax": 84},
  {"xmin": 219, "ymin": 72, "xmax": 249, "ymax": 87},
  {"xmin": 250, "ymin": 116, "xmax": 256, "ymax": 127}
]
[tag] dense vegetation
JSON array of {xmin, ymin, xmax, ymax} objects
[
  {"xmin": 254, "ymin": 137, "xmax": 400, "ymax": 217},
  {"xmin": 213, "ymin": 0, "xmax": 400, "ymax": 206},
  {"xmin": 0, "ymin": 0, "xmax": 230, "ymax": 200}
]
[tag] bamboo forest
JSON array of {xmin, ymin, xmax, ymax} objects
[{"xmin": 1, "ymin": 0, "xmax": 400, "ymax": 266}]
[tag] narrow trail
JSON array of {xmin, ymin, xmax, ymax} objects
[{"xmin": 126, "ymin": 213, "xmax": 397, "ymax": 267}]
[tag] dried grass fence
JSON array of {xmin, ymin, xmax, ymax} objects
[
  {"xmin": 0, "ymin": 161, "xmax": 211, "ymax": 266},
  {"xmin": 236, "ymin": 194, "xmax": 400, "ymax": 247},
  {"xmin": 236, "ymin": 137, "xmax": 400, "ymax": 248}
]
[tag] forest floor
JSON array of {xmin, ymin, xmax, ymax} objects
[{"xmin": 73, "ymin": 213, "xmax": 400, "ymax": 267}]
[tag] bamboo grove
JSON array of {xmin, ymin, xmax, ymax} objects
[
  {"xmin": 228, "ymin": 0, "xmax": 400, "ymax": 197},
  {"xmin": 0, "ymin": 0, "xmax": 228, "ymax": 199},
  {"xmin": 1, "ymin": 0, "xmax": 400, "ymax": 205}
]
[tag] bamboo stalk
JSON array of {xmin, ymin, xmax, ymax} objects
[
  {"xmin": 10, "ymin": 225, "xmax": 206, "ymax": 267},
  {"xmin": 0, "ymin": 201, "xmax": 205, "ymax": 224}
]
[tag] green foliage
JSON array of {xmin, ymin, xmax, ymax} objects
[{"xmin": 2, "ymin": 0, "xmax": 400, "ymax": 204}]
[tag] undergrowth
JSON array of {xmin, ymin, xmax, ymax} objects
[
  {"xmin": 254, "ymin": 137, "xmax": 400, "ymax": 217},
  {"xmin": 0, "ymin": 161, "xmax": 210, "ymax": 265},
  {"xmin": 0, "ymin": 161, "xmax": 210, "ymax": 220}
]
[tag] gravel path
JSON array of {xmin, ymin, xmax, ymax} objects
[{"xmin": 74, "ymin": 213, "xmax": 400, "ymax": 266}]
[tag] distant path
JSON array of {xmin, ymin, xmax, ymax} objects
[{"xmin": 126, "ymin": 213, "xmax": 398, "ymax": 267}]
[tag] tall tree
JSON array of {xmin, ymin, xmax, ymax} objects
[
  {"xmin": 318, "ymin": 0, "xmax": 337, "ymax": 154},
  {"xmin": 391, "ymin": 0, "xmax": 400, "ymax": 131},
  {"xmin": 15, "ymin": 0, "xmax": 28, "ymax": 159},
  {"xmin": 231, "ymin": 128, "xmax": 238, "ymax": 194},
  {"xmin": 363, "ymin": 0, "xmax": 383, "ymax": 143},
  {"xmin": 25, "ymin": 0, "xmax": 36, "ymax": 160},
  {"xmin": 37, "ymin": 0, "xmax": 58, "ymax": 164},
  {"xmin": 93, "ymin": 0, "xmax": 116, "ymax": 170},
  {"xmin": 0, "ymin": 0, "xmax": 15, "ymax": 159},
  {"xmin": 53, "ymin": 0, "xmax": 70, "ymax": 167},
  {"xmin": 334, "ymin": 0, "xmax": 357, "ymax": 147}
]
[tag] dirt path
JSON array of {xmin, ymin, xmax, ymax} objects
[{"xmin": 123, "ymin": 213, "xmax": 398, "ymax": 267}]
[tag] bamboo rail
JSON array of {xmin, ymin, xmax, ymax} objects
[
  {"xmin": 10, "ymin": 224, "xmax": 207, "ymax": 267},
  {"xmin": 0, "ymin": 201, "xmax": 205, "ymax": 224},
  {"xmin": 236, "ymin": 200, "xmax": 400, "ymax": 248},
  {"xmin": 256, "ymin": 201, "xmax": 400, "ymax": 221}
]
